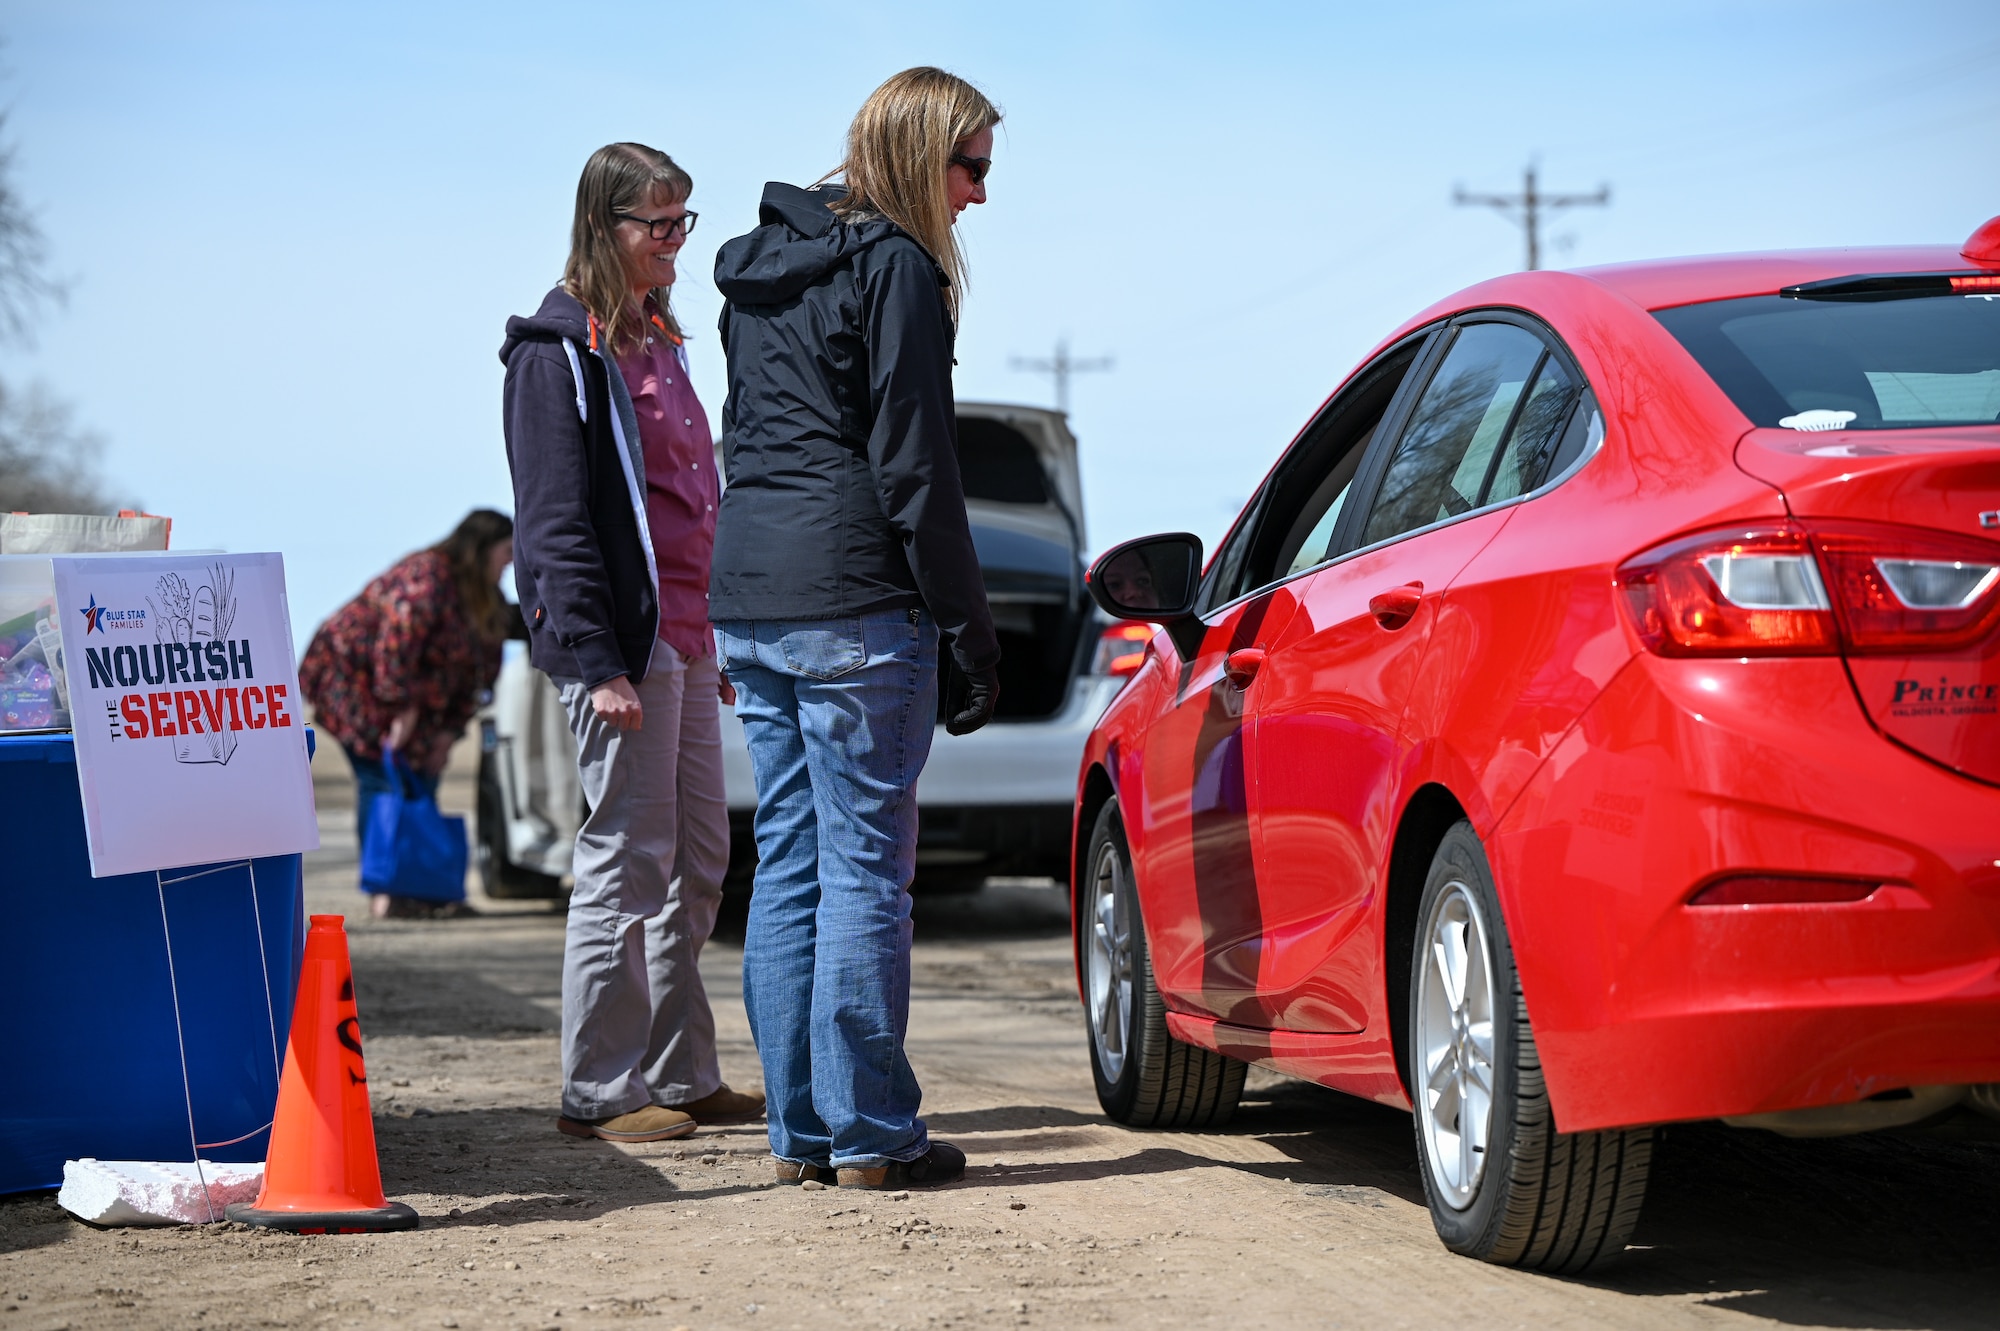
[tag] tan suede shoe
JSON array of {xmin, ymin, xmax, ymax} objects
[
  {"xmin": 667, "ymin": 1084, "xmax": 767, "ymax": 1125},
  {"xmin": 773, "ymin": 1159, "xmax": 835, "ymax": 1185},
  {"xmin": 556, "ymin": 1105, "xmax": 696, "ymax": 1142}
]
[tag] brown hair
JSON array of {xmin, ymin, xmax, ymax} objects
[
  {"xmin": 430, "ymin": 509, "xmax": 514, "ymax": 643},
  {"xmin": 563, "ymin": 143, "xmax": 693, "ymax": 354},
  {"xmin": 829, "ymin": 68, "xmax": 1000, "ymax": 322}
]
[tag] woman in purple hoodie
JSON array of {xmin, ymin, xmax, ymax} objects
[{"xmin": 500, "ymin": 143, "xmax": 763, "ymax": 1144}]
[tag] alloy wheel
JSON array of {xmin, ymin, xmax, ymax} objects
[
  {"xmin": 1416, "ymin": 878, "xmax": 1498, "ymax": 1211},
  {"xmin": 1085, "ymin": 837, "xmax": 1134, "ymax": 1083}
]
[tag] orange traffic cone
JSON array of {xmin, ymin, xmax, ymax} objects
[{"xmin": 226, "ymin": 915, "xmax": 419, "ymax": 1233}]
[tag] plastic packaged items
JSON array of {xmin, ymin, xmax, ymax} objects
[{"xmin": 0, "ymin": 604, "xmax": 65, "ymax": 732}]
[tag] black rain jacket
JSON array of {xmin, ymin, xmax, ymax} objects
[
  {"xmin": 709, "ymin": 183, "xmax": 999, "ymax": 675},
  {"xmin": 499, "ymin": 286, "xmax": 660, "ymax": 690}
]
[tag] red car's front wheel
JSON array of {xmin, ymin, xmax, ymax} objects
[{"xmin": 1083, "ymin": 799, "xmax": 1245, "ymax": 1128}]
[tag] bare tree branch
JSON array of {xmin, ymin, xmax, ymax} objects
[
  {"xmin": 0, "ymin": 101, "xmax": 114, "ymax": 514},
  {"xmin": 0, "ymin": 378, "xmax": 115, "ymax": 513},
  {"xmin": 0, "ymin": 113, "xmax": 62, "ymax": 343}
]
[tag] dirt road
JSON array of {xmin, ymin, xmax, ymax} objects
[{"xmin": 4, "ymin": 737, "xmax": 2000, "ymax": 1330}]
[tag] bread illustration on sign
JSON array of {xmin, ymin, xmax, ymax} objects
[{"xmin": 148, "ymin": 564, "xmax": 241, "ymax": 766}]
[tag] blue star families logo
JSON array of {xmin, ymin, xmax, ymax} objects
[{"xmin": 79, "ymin": 594, "xmax": 108, "ymax": 635}]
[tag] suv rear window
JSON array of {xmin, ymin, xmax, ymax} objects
[
  {"xmin": 956, "ymin": 418, "xmax": 1052, "ymax": 504},
  {"xmin": 1654, "ymin": 291, "xmax": 2000, "ymax": 429}
]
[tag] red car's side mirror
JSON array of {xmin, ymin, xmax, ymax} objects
[{"xmin": 1086, "ymin": 532, "xmax": 1203, "ymax": 622}]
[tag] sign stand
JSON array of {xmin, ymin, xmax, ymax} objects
[{"xmin": 153, "ymin": 858, "xmax": 289, "ymax": 1221}]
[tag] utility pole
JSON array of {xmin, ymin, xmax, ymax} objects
[
  {"xmin": 1454, "ymin": 165, "xmax": 1610, "ymax": 271},
  {"xmin": 1010, "ymin": 338, "xmax": 1113, "ymax": 416}
]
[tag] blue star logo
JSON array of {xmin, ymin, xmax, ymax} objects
[{"xmin": 79, "ymin": 594, "xmax": 108, "ymax": 635}]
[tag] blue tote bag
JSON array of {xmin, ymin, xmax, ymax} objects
[{"xmin": 359, "ymin": 749, "xmax": 468, "ymax": 902}]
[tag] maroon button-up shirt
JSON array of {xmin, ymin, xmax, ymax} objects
[{"xmin": 616, "ymin": 327, "xmax": 719, "ymax": 660}]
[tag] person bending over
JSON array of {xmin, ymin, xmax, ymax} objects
[{"xmin": 301, "ymin": 508, "xmax": 512, "ymax": 920}]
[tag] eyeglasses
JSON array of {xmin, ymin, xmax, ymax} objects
[
  {"xmin": 949, "ymin": 153, "xmax": 991, "ymax": 185},
  {"xmin": 614, "ymin": 211, "xmax": 698, "ymax": 240}
]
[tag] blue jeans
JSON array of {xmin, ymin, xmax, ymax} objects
[{"xmin": 714, "ymin": 609, "xmax": 939, "ymax": 1170}]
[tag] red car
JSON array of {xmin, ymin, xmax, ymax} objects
[{"xmin": 1073, "ymin": 217, "xmax": 2000, "ymax": 1272}]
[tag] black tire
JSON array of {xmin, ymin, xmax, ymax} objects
[
  {"xmin": 724, "ymin": 811, "xmax": 759, "ymax": 887},
  {"xmin": 475, "ymin": 748, "xmax": 565, "ymax": 901},
  {"xmin": 914, "ymin": 867, "xmax": 989, "ymax": 895},
  {"xmin": 1083, "ymin": 799, "xmax": 1246, "ymax": 1129},
  {"xmin": 1409, "ymin": 820, "xmax": 1652, "ymax": 1273}
]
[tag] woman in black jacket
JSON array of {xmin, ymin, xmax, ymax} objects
[{"xmin": 710, "ymin": 67, "xmax": 1001, "ymax": 1190}]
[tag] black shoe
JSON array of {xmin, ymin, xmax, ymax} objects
[{"xmin": 837, "ymin": 1141, "xmax": 966, "ymax": 1189}]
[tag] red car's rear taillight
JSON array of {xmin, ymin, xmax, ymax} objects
[
  {"xmin": 1091, "ymin": 623, "xmax": 1155, "ymax": 678},
  {"xmin": 1808, "ymin": 521, "xmax": 2000, "ymax": 654},
  {"xmin": 1615, "ymin": 526, "xmax": 1839, "ymax": 656},
  {"xmin": 1617, "ymin": 520, "xmax": 2000, "ymax": 658}
]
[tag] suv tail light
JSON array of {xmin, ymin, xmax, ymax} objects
[
  {"xmin": 1091, "ymin": 623, "xmax": 1155, "ymax": 678},
  {"xmin": 1617, "ymin": 520, "xmax": 2000, "ymax": 657}
]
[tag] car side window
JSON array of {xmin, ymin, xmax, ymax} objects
[
  {"xmin": 1541, "ymin": 386, "xmax": 1602, "ymax": 484},
  {"xmin": 1273, "ymin": 422, "xmax": 1372, "ymax": 579},
  {"xmin": 1199, "ymin": 333, "xmax": 1432, "ymax": 612},
  {"xmin": 1199, "ymin": 491, "xmax": 1266, "ymax": 616},
  {"xmin": 1356, "ymin": 322, "xmax": 1548, "ymax": 549},
  {"xmin": 1484, "ymin": 356, "xmax": 1581, "ymax": 504}
]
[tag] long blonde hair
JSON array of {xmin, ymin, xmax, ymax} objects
[
  {"xmin": 829, "ymin": 68, "xmax": 1000, "ymax": 323},
  {"xmin": 563, "ymin": 143, "xmax": 693, "ymax": 354}
]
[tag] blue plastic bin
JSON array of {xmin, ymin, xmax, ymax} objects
[{"xmin": 0, "ymin": 730, "xmax": 313, "ymax": 1194}]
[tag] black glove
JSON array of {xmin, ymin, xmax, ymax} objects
[{"xmin": 944, "ymin": 663, "xmax": 1000, "ymax": 736}]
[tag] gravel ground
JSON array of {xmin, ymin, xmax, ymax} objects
[{"xmin": 4, "ymin": 734, "xmax": 1999, "ymax": 1330}]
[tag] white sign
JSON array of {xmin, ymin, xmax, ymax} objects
[{"xmin": 52, "ymin": 553, "xmax": 319, "ymax": 877}]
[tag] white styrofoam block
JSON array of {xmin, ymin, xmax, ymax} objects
[{"xmin": 58, "ymin": 1158, "xmax": 265, "ymax": 1226}]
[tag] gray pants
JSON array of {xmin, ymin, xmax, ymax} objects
[{"xmin": 557, "ymin": 646, "xmax": 730, "ymax": 1120}]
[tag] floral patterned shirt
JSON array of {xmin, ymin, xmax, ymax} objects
[{"xmin": 299, "ymin": 549, "xmax": 501, "ymax": 777}]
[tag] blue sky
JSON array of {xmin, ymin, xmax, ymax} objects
[{"xmin": 7, "ymin": 0, "xmax": 1998, "ymax": 643}]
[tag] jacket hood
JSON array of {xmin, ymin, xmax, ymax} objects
[
  {"xmin": 499, "ymin": 285, "xmax": 590, "ymax": 365},
  {"xmin": 713, "ymin": 182, "xmax": 911, "ymax": 305}
]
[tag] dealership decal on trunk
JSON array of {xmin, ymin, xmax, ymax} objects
[{"xmin": 1887, "ymin": 676, "xmax": 2000, "ymax": 717}]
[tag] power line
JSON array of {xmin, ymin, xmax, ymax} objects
[
  {"xmin": 1454, "ymin": 165, "xmax": 1610, "ymax": 271},
  {"xmin": 1010, "ymin": 338, "xmax": 1113, "ymax": 416}
]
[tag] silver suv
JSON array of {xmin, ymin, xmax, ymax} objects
[{"xmin": 477, "ymin": 401, "xmax": 1141, "ymax": 898}]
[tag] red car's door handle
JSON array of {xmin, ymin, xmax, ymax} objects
[
  {"xmin": 1224, "ymin": 648, "xmax": 1266, "ymax": 690},
  {"xmin": 1369, "ymin": 582, "xmax": 1424, "ymax": 630}
]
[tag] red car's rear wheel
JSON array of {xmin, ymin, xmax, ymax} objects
[
  {"xmin": 1084, "ymin": 799, "xmax": 1245, "ymax": 1128},
  {"xmin": 1411, "ymin": 821, "xmax": 1653, "ymax": 1272}
]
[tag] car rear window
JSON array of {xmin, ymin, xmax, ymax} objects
[
  {"xmin": 956, "ymin": 417, "xmax": 1053, "ymax": 504},
  {"xmin": 1654, "ymin": 291, "xmax": 2000, "ymax": 430}
]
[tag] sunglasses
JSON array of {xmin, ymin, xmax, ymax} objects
[
  {"xmin": 615, "ymin": 211, "xmax": 698, "ymax": 241},
  {"xmin": 949, "ymin": 153, "xmax": 991, "ymax": 185}
]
